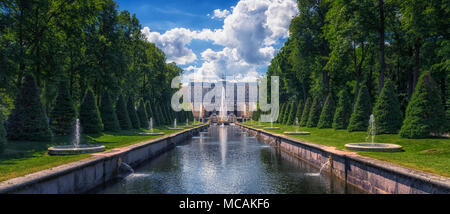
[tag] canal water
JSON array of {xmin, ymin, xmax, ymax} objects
[{"xmin": 97, "ymin": 125, "xmax": 364, "ymax": 194}]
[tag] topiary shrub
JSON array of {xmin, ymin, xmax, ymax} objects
[
  {"xmin": 307, "ymin": 96, "xmax": 323, "ymax": 128},
  {"xmin": 100, "ymin": 91, "xmax": 120, "ymax": 132},
  {"xmin": 281, "ymin": 102, "xmax": 291, "ymax": 124},
  {"xmin": 127, "ymin": 96, "xmax": 140, "ymax": 129},
  {"xmin": 79, "ymin": 89, "xmax": 103, "ymax": 134},
  {"xmin": 300, "ymin": 98, "xmax": 311, "ymax": 127},
  {"xmin": 116, "ymin": 94, "xmax": 132, "ymax": 130},
  {"xmin": 50, "ymin": 80, "xmax": 76, "ymax": 135},
  {"xmin": 348, "ymin": 85, "xmax": 371, "ymax": 132},
  {"xmin": 446, "ymin": 73, "xmax": 450, "ymax": 133},
  {"xmin": 277, "ymin": 103, "xmax": 286, "ymax": 123},
  {"xmin": 373, "ymin": 80, "xmax": 403, "ymax": 134},
  {"xmin": 318, "ymin": 94, "xmax": 335, "ymax": 129},
  {"xmin": 294, "ymin": 99, "xmax": 304, "ymax": 124},
  {"xmin": 0, "ymin": 112, "xmax": 7, "ymax": 153},
  {"xmin": 287, "ymin": 102, "xmax": 297, "ymax": 125},
  {"xmin": 399, "ymin": 72, "xmax": 446, "ymax": 138},
  {"xmin": 333, "ymin": 90, "xmax": 352, "ymax": 129},
  {"xmin": 137, "ymin": 100, "xmax": 149, "ymax": 129},
  {"xmin": 6, "ymin": 74, "xmax": 53, "ymax": 141}
]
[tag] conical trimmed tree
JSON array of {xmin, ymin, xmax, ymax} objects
[
  {"xmin": 0, "ymin": 112, "xmax": 7, "ymax": 153},
  {"xmin": 145, "ymin": 101, "xmax": 153, "ymax": 120},
  {"xmin": 127, "ymin": 96, "xmax": 140, "ymax": 129},
  {"xmin": 79, "ymin": 89, "xmax": 103, "ymax": 134},
  {"xmin": 294, "ymin": 99, "xmax": 304, "ymax": 124},
  {"xmin": 283, "ymin": 102, "xmax": 292, "ymax": 125},
  {"xmin": 318, "ymin": 94, "xmax": 335, "ymax": 129},
  {"xmin": 137, "ymin": 100, "xmax": 149, "ymax": 129},
  {"xmin": 373, "ymin": 80, "xmax": 403, "ymax": 134},
  {"xmin": 100, "ymin": 91, "xmax": 120, "ymax": 132},
  {"xmin": 278, "ymin": 103, "xmax": 286, "ymax": 123},
  {"xmin": 6, "ymin": 74, "xmax": 52, "ymax": 141},
  {"xmin": 400, "ymin": 72, "xmax": 446, "ymax": 138},
  {"xmin": 116, "ymin": 94, "xmax": 132, "ymax": 130},
  {"xmin": 333, "ymin": 90, "xmax": 352, "ymax": 129},
  {"xmin": 307, "ymin": 96, "xmax": 322, "ymax": 128},
  {"xmin": 445, "ymin": 73, "xmax": 450, "ymax": 133},
  {"xmin": 300, "ymin": 98, "xmax": 311, "ymax": 127},
  {"xmin": 50, "ymin": 80, "xmax": 76, "ymax": 135},
  {"xmin": 348, "ymin": 85, "xmax": 371, "ymax": 132},
  {"xmin": 287, "ymin": 102, "xmax": 297, "ymax": 125}
]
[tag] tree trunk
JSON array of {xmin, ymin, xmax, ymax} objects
[{"xmin": 378, "ymin": 0, "xmax": 386, "ymax": 94}]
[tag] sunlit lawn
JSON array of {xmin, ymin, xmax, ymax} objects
[
  {"xmin": 0, "ymin": 124, "xmax": 204, "ymax": 182},
  {"xmin": 243, "ymin": 121, "xmax": 450, "ymax": 177}
]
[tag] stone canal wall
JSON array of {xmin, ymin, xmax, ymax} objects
[
  {"xmin": 237, "ymin": 124, "xmax": 450, "ymax": 194},
  {"xmin": 0, "ymin": 125, "xmax": 209, "ymax": 194}
]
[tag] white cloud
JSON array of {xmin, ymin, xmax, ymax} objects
[
  {"xmin": 142, "ymin": 0, "xmax": 299, "ymax": 81},
  {"xmin": 141, "ymin": 27, "xmax": 197, "ymax": 65},
  {"xmin": 211, "ymin": 9, "xmax": 230, "ymax": 19}
]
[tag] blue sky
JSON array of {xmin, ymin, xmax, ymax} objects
[{"xmin": 116, "ymin": 0, "xmax": 299, "ymax": 82}]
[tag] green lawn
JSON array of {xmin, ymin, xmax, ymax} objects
[
  {"xmin": 0, "ymin": 124, "xmax": 203, "ymax": 182},
  {"xmin": 243, "ymin": 121, "xmax": 450, "ymax": 177}
]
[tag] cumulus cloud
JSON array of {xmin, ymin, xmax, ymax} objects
[
  {"xmin": 141, "ymin": 27, "xmax": 197, "ymax": 65},
  {"xmin": 211, "ymin": 9, "xmax": 230, "ymax": 19},
  {"xmin": 142, "ymin": 0, "xmax": 299, "ymax": 81}
]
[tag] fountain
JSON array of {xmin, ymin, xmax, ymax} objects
[
  {"xmin": 345, "ymin": 114, "xmax": 403, "ymax": 152},
  {"xmin": 48, "ymin": 119, "xmax": 105, "ymax": 155},
  {"xmin": 305, "ymin": 160, "xmax": 330, "ymax": 176},
  {"xmin": 168, "ymin": 118, "xmax": 183, "ymax": 130},
  {"xmin": 218, "ymin": 84, "xmax": 229, "ymax": 125},
  {"xmin": 139, "ymin": 117, "xmax": 164, "ymax": 136},
  {"xmin": 283, "ymin": 117, "xmax": 310, "ymax": 135}
]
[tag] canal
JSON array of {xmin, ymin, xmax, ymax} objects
[{"xmin": 97, "ymin": 125, "xmax": 364, "ymax": 194}]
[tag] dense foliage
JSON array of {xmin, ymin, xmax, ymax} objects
[
  {"xmin": 0, "ymin": 0, "xmax": 183, "ymax": 137},
  {"xmin": 373, "ymin": 80, "xmax": 403, "ymax": 134},
  {"xmin": 399, "ymin": 72, "xmax": 446, "ymax": 138},
  {"xmin": 262, "ymin": 0, "xmax": 449, "ymax": 137},
  {"xmin": 6, "ymin": 75, "xmax": 53, "ymax": 141},
  {"xmin": 79, "ymin": 89, "xmax": 103, "ymax": 134},
  {"xmin": 50, "ymin": 81, "xmax": 76, "ymax": 135}
]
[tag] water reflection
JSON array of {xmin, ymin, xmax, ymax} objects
[{"xmin": 98, "ymin": 125, "xmax": 364, "ymax": 194}]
